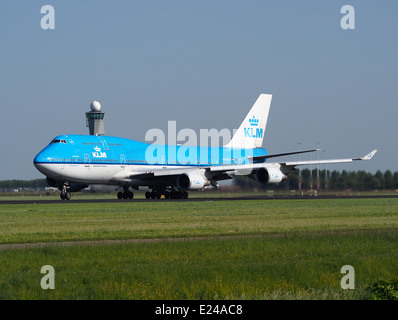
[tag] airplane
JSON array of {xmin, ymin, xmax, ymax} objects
[{"xmin": 33, "ymin": 94, "xmax": 377, "ymax": 200}]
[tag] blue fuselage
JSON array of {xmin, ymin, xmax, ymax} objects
[
  {"xmin": 34, "ymin": 135, "xmax": 268, "ymax": 167},
  {"xmin": 33, "ymin": 134, "xmax": 268, "ymax": 186}
]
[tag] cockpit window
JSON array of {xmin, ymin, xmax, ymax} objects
[{"xmin": 51, "ymin": 139, "xmax": 67, "ymax": 144}]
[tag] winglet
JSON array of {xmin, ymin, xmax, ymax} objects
[{"xmin": 360, "ymin": 149, "xmax": 378, "ymax": 160}]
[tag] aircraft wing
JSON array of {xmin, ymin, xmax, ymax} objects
[
  {"xmin": 132, "ymin": 168, "xmax": 200, "ymax": 178},
  {"xmin": 248, "ymin": 149, "xmax": 320, "ymax": 161},
  {"xmin": 126, "ymin": 150, "xmax": 377, "ymax": 178},
  {"xmin": 204, "ymin": 149, "xmax": 378, "ymax": 176},
  {"xmin": 113, "ymin": 149, "xmax": 378, "ymax": 188},
  {"xmin": 280, "ymin": 149, "xmax": 378, "ymax": 169}
]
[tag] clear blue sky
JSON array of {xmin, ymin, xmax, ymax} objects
[{"xmin": 0, "ymin": 0, "xmax": 397, "ymax": 179}]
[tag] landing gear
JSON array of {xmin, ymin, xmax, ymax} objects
[
  {"xmin": 145, "ymin": 190, "xmax": 161, "ymax": 199},
  {"xmin": 60, "ymin": 187, "xmax": 71, "ymax": 200},
  {"xmin": 117, "ymin": 187, "xmax": 134, "ymax": 200},
  {"xmin": 145, "ymin": 187, "xmax": 188, "ymax": 200},
  {"xmin": 116, "ymin": 186, "xmax": 188, "ymax": 200},
  {"xmin": 172, "ymin": 190, "xmax": 188, "ymax": 199},
  {"xmin": 57, "ymin": 181, "xmax": 88, "ymax": 200}
]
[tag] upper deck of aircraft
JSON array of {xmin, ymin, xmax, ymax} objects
[{"xmin": 34, "ymin": 134, "xmax": 269, "ymax": 168}]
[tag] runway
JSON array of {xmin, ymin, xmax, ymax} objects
[{"xmin": 1, "ymin": 194, "xmax": 398, "ymax": 205}]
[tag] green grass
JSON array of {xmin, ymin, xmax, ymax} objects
[
  {"xmin": 0, "ymin": 198, "xmax": 397, "ymax": 299},
  {"xmin": 0, "ymin": 198, "xmax": 397, "ymax": 244},
  {"xmin": 0, "ymin": 229, "xmax": 397, "ymax": 299}
]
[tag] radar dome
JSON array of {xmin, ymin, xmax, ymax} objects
[{"xmin": 90, "ymin": 100, "xmax": 101, "ymax": 112}]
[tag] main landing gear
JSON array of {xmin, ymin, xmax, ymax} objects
[
  {"xmin": 115, "ymin": 187, "xmax": 189, "ymax": 200},
  {"xmin": 117, "ymin": 187, "xmax": 134, "ymax": 200},
  {"xmin": 145, "ymin": 188, "xmax": 188, "ymax": 200}
]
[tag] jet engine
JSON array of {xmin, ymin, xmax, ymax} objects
[
  {"xmin": 68, "ymin": 183, "xmax": 89, "ymax": 192},
  {"xmin": 177, "ymin": 172, "xmax": 211, "ymax": 190},
  {"xmin": 255, "ymin": 167, "xmax": 287, "ymax": 184},
  {"xmin": 46, "ymin": 176, "xmax": 58, "ymax": 188}
]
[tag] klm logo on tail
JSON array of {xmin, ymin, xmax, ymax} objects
[
  {"xmin": 224, "ymin": 94, "xmax": 271, "ymax": 149},
  {"xmin": 244, "ymin": 116, "xmax": 263, "ymax": 138}
]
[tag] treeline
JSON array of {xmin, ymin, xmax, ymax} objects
[
  {"xmin": 234, "ymin": 169, "xmax": 398, "ymax": 192},
  {"xmin": 1, "ymin": 170, "xmax": 398, "ymax": 192},
  {"xmin": 0, "ymin": 179, "xmax": 47, "ymax": 190}
]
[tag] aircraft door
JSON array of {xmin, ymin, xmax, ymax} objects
[
  {"xmin": 120, "ymin": 154, "xmax": 126, "ymax": 169},
  {"xmin": 84, "ymin": 153, "xmax": 90, "ymax": 168},
  {"xmin": 161, "ymin": 155, "xmax": 167, "ymax": 168},
  {"xmin": 97, "ymin": 136, "xmax": 109, "ymax": 150}
]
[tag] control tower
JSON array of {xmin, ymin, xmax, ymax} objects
[{"xmin": 86, "ymin": 100, "xmax": 105, "ymax": 136}]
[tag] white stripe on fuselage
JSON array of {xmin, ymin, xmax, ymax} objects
[{"xmin": 34, "ymin": 162, "xmax": 194, "ymax": 185}]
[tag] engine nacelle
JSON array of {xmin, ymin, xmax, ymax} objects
[
  {"xmin": 177, "ymin": 172, "xmax": 210, "ymax": 190},
  {"xmin": 68, "ymin": 183, "xmax": 89, "ymax": 192},
  {"xmin": 256, "ymin": 167, "xmax": 286, "ymax": 184},
  {"xmin": 46, "ymin": 177, "xmax": 58, "ymax": 188}
]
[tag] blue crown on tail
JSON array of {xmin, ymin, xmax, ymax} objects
[{"xmin": 249, "ymin": 116, "xmax": 259, "ymax": 126}]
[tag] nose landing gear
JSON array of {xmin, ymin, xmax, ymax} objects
[{"xmin": 60, "ymin": 186, "xmax": 71, "ymax": 200}]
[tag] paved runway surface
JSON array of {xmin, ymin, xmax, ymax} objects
[{"xmin": 1, "ymin": 195, "xmax": 397, "ymax": 205}]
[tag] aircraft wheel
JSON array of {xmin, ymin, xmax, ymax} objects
[
  {"xmin": 60, "ymin": 192, "xmax": 66, "ymax": 200},
  {"xmin": 145, "ymin": 191, "xmax": 151, "ymax": 199},
  {"xmin": 117, "ymin": 192, "xmax": 123, "ymax": 199},
  {"xmin": 165, "ymin": 191, "xmax": 170, "ymax": 199},
  {"xmin": 65, "ymin": 192, "xmax": 71, "ymax": 200},
  {"xmin": 183, "ymin": 191, "xmax": 188, "ymax": 199}
]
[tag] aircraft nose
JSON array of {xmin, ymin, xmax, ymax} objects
[
  {"xmin": 33, "ymin": 151, "xmax": 47, "ymax": 165},
  {"xmin": 33, "ymin": 149, "xmax": 53, "ymax": 176},
  {"xmin": 33, "ymin": 152, "xmax": 46, "ymax": 172}
]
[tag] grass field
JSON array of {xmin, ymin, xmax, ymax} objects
[{"xmin": 0, "ymin": 198, "xmax": 397, "ymax": 299}]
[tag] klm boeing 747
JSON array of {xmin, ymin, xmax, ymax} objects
[{"xmin": 33, "ymin": 94, "xmax": 377, "ymax": 200}]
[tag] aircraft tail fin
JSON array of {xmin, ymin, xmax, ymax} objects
[{"xmin": 225, "ymin": 94, "xmax": 272, "ymax": 149}]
